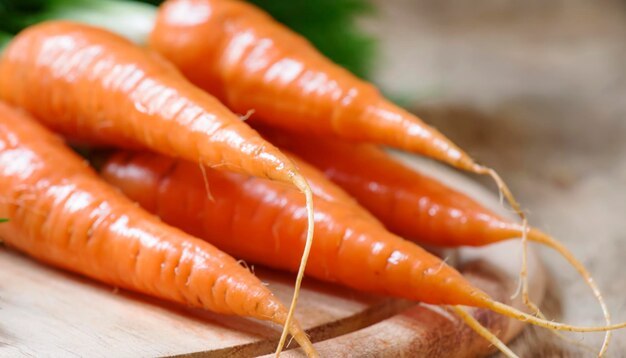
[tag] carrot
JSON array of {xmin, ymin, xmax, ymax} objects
[
  {"xmin": 0, "ymin": 102, "xmax": 317, "ymax": 357},
  {"xmin": 258, "ymin": 128, "xmax": 545, "ymax": 246},
  {"xmin": 99, "ymin": 150, "xmax": 626, "ymax": 357},
  {"xmin": 0, "ymin": 21, "xmax": 316, "ymax": 350},
  {"xmin": 99, "ymin": 149, "xmax": 493, "ymax": 305},
  {"xmin": 149, "ymin": 0, "xmax": 524, "ymax": 219},
  {"xmin": 261, "ymin": 127, "xmax": 617, "ymax": 355}
]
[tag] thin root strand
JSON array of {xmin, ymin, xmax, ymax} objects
[
  {"xmin": 528, "ymin": 229, "xmax": 612, "ymax": 356},
  {"xmin": 275, "ymin": 175, "xmax": 315, "ymax": 357},
  {"xmin": 485, "ymin": 300, "xmax": 626, "ymax": 332},
  {"xmin": 451, "ymin": 306, "xmax": 518, "ymax": 358}
]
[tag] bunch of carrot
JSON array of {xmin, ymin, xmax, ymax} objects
[{"xmin": 0, "ymin": 1, "xmax": 624, "ymax": 357}]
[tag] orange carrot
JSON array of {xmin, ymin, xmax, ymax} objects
[
  {"xmin": 0, "ymin": 20, "xmax": 301, "ymax": 186},
  {"xmin": 261, "ymin": 128, "xmax": 617, "ymax": 354},
  {"xmin": 0, "ymin": 21, "xmax": 316, "ymax": 349},
  {"xmin": 261, "ymin": 128, "xmax": 529, "ymax": 247},
  {"xmin": 99, "ymin": 150, "xmax": 626, "ymax": 358},
  {"xmin": 99, "ymin": 150, "xmax": 494, "ymax": 305},
  {"xmin": 288, "ymin": 152, "xmax": 380, "ymax": 223},
  {"xmin": 149, "ymin": 0, "xmax": 522, "ymax": 215},
  {"xmin": 149, "ymin": 0, "xmax": 461, "ymax": 165},
  {"xmin": 0, "ymin": 102, "xmax": 316, "ymax": 357}
]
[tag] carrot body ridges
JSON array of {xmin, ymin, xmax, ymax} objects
[
  {"xmin": 0, "ymin": 23, "xmax": 318, "ymax": 351},
  {"xmin": 149, "ymin": 0, "xmax": 471, "ymax": 168},
  {"xmin": 0, "ymin": 21, "xmax": 298, "ymax": 186},
  {"xmin": 261, "ymin": 128, "xmax": 522, "ymax": 247},
  {"xmin": 0, "ymin": 102, "xmax": 292, "ymax": 324},
  {"xmin": 101, "ymin": 151, "xmax": 490, "ymax": 308}
]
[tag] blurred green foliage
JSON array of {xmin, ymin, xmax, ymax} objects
[{"xmin": 0, "ymin": 31, "xmax": 11, "ymax": 51}]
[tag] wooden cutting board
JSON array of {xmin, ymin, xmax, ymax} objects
[{"xmin": 0, "ymin": 154, "xmax": 546, "ymax": 357}]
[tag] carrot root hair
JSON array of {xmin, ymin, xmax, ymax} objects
[
  {"xmin": 461, "ymin": 164, "xmax": 620, "ymax": 357},
  {"xmin": 482, "ymin": 299, "xmax": 626, "ymax": 332},
  {"xmin": 473, "ymin": 166, "xmax": 531, "ymax": 303},
  {"xmin": 472, "ymin": 166, "xmax": 529, "ymax": 278},
  {"xmin": 451, "ymin": 306, "xmax": 518, "ymax": 358},
  {"xmin": 275, "ymin": 175, "xmax": 315, "ymax": 357},
  {"xmin": 472, "ymin": 166, "xmax": 541, "ymax": 325},
  {"xmin": 198, "ymin": 160, "xmax": 215, "ymax": 202},
  {"xmin": 284, "ymin": 320, "xmax": 318, "ymax": 358},
  {"xmin": 481, "ymin": 297, "xmax": 626, "ymax": 357},
  {"xmin": 528, "ymin": 228, "xmax": 613, "ymax": 356},
  {"xmin": 529, "ymin": 305, "xmax": 602, "ymax": 355},
  {"xmin": 472, "ymin": 164, "xmax": 614, "ymax": 355}
]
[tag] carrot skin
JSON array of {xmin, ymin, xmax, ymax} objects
[
  {"xmin": 0, "ymin": 102, "xmax": 315, "ymax": 355},
  {"xmin": 285, "ymin": 151, "xmax": 381, "ymax": 223},
  {"xmin": 101, "ymin": 151, "xmax": 490, "ymax": 308},
  {"xmin": 149, "ymin": 0, "xmax": 471, "ymax": 169},
  {"xmin": 0, "ymin": 21, "xmax": 300, "ymax": 186},
  {"xmin": 260, "ymin": 129, "xmax": 525, "ymax": 247}
]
